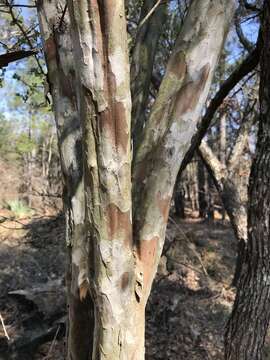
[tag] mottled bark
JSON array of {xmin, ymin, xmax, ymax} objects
[
  {"xmin": 37, "ymin": 2, "xmax": 94, "ymax": 359},
  {"xmin": 132, "ymin": 0, "xmax": 235, "ymax": 301},
  {"xmin": 225, "ymin": 3, "xmax": 270, "ymax": 359},
  {"xmin": 39, "ymin": 0, "xmax": 236, "ymax": 358},
  {"xmin": 178, "ymin": 38, "xmax": 261, "ymax": 177},
  {"xmin": 67, "ymin": 1, "xmax": 141, "ymax": 358}
]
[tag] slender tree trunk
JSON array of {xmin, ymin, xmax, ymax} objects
[
  {"xmin": 219, "ymin": 113, "xmax": 227, "ymax": 220},
  {"xmin": 197, "ymin": 157, "xmax": 207, "ymax": 219},
  {"xmin": 225, "ymin": 3, "xmax": 270, "ymax": 359},
  {"xmin": 174, "ymin": 175, "xmax": 185, "ymax": 218},
  {"xmin": 37, "ymin": 2, "xmax": 94, "ymax": 359},
  {"xmin": 198, "ymin": 104, "xmax": 254, "ymax": 285}
]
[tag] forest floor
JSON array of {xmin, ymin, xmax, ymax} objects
[
  {"xmin": 0, "ymin": 208, "xmax": 248, "ymax": 359},
  {"xmin": 0, "ymin": 201, "xmax": 270, "ymax": 358}
]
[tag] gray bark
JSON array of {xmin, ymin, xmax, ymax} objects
[
  {"xmin": 37, "ymin": 2, "xmax": 94, "ymax": 359},
  {"xmin": 225, "ymin": 3, "xmax": 270, "ymax": 357}
]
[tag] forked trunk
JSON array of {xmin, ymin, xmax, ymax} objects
[{"xmin": 39, "ymin": 0, "xmax": 235, "ymax": 358}]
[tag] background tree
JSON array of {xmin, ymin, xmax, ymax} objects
[{"xmin": 225, "ymin": 2, "xmax": 270, "ymax": 358}]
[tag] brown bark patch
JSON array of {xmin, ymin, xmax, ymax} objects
[
  {"xmin": 169, "ymin": 51, "xmax": 187, "ymax": 77},
  {"xmin": 100, "ymin": 101, "xmax": 129, "ymax": 153},
  {"xmin": 156, "ymin": 192, "xmax": 171, "ymax": 222},
  {"xmin": 138, "ymin": 237, "xmax": 158, "ymax": 290},
  {"xmin": 120, "ymin": 271, "xmax": 130, "ymax": 291},
  {"xmin": 106, "ymin": 203, "xmax": 132, "ymax": 246},
  {"xmin": 114, "ymin": 101, "xmax": 129, "ymax": 152},
  {"xmin": 44, "ymin": 36, "xmax": 56, "ymax": 62},
  {"xmin": 173, "ymin": 63, "xmax": 210, "ymax": 116}
]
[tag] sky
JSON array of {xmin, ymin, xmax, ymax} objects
[{"xmin": 0, "ymin": 1, "xmax": 260, "ymax": 124}]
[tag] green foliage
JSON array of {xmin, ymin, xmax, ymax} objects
[
  {"xmin": 5, "ymin": 199, "xmax": 33, "ymax": 218},
  {"xmin": 0, "ymin": 117, "xmax": 15, "ymax": 157},
  {"xmin": 15, "ymin": 132, "xmax": 36, "ymax": 155}
]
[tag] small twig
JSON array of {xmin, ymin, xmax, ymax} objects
[
  {"xmin": 58, "ymin": 3, "xmax": 68, "ymax": 30},
  {"xmin": 44, "ymin": 325, "xmax": 60, "ymax": 359},
  {"xmin": 169, "ymin": 216, "xmax": 209, "ymax": 276},
  {"xmin": 168, "ymin": 258, "xmax": 206, "ymax": 276},
  {"xmin": 137, "ymin": 0, "xmax": 163, "ymax": 29},
  {"xmin": 5, "ymin": 0, "xmax": 45, "ymax": 75},
  {"xmin": 0, "ymin": 312, "xmax": 10, "ymax": 341},
  {"xmin": 0, "ymin": 3, "xmax": 36, "ymax": 8}
]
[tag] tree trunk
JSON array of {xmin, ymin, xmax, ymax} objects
[
  {"xmin": 39, "ymin": 0, "xmax": 235, "ymax": 358},
  {"xmin": 197, "ymin": 157, "xmax": 207, "ymax": 219},
  {"xmin": 37, "ymin": 2, "xmax": 94, "ymax": 359},
  {"xmin": 174, "ymin": 174, "xmax": 185, "ymax": 218},
  {"xmin": 225, "ymin": 3, "xmax": 270, "ymax": 359},
  {"xmin": 219, "ymin": 113, "xmax": 227, "ymax": 220}
]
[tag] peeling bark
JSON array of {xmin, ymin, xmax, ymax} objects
[
  {"xmin": 37, "ymin": 2, "xmax": 94, "ymax": 359},
  {"xmin": 178, "ymin": 37, "xmax": 261, "ymax": 177},
  {"xmin": 132, "ymin": 0, "xmax": 236, "ymax": 300},
  {"xmin": 67, "ymin": 1, "xmax": 142, "ymax": 358},
  {"xmin": 38, "ymin": 0, "xmax": 236, "ymax": 358}
]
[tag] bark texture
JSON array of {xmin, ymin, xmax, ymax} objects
[
  {"xmin": 37, "ymin": 2, "xmax": 94, "ymax": 359},
  {"xmin": 225, "ymin": 3, "xmax": 270, "ymax": 359},
  {"xmin": 67, "ymin": 1, "xmax": 140, "ymax": 358},
  {"xmin": 39, "ymin": 0, "xmax": 236, "ymax": 358},
  {"xmin": 132, "ymin": 0, "xmax": 235, "ymax": 301},
  {"xmin": 178, "ymin": 38, "xmax": 261, "ymax": 177}
]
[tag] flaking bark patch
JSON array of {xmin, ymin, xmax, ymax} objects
[
  {"xmin": 44, "ymin": 36, "xmax": 56, "ymax": 62},
  {"xmin": 173, "ymin": 63, "xmax": 210, "ymax": 117},
  {"xmin": 100, "ymin": 102, "xmax": 129, "ymax": 153},
  {"xmin": 138, "ymin": 237, "xmax": 158, "ymax": 290},
  {"xmin": 169, "ymin": 51, "xmax": 187, "ymax": 77},
  {"xmin": 106, "ymin": 203, "xmax": 132, "ymax": 245}
]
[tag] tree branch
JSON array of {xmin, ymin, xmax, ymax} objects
[
  {"xmin": 0, "ymin": 49, "xmax": 37, "ymax": 68},
  {"xmin": 5, "ymin": 0, "xmax": 45, "ymax": 74},
  {"xmin": 198, "ymin": 141, "xmax": 226, "ymax": 184},
  {"xmin": 235, "ymin": 8, "xmax": 254, "ymax": 52},
  {"xmin": 132, "ymin": 0, "xmax": 236, "ymax": 296},
  {"xmin": 178, "ymin": 35, "xmax": 261, "ymax": 177},
  {"xmin": 227, "ymin": 101, "xmax": 256, "ymax": 171}
]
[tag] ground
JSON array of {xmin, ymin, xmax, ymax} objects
[{"xmin": 0, "ymin": 162, "xmax": 269, "ymax": 359}]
